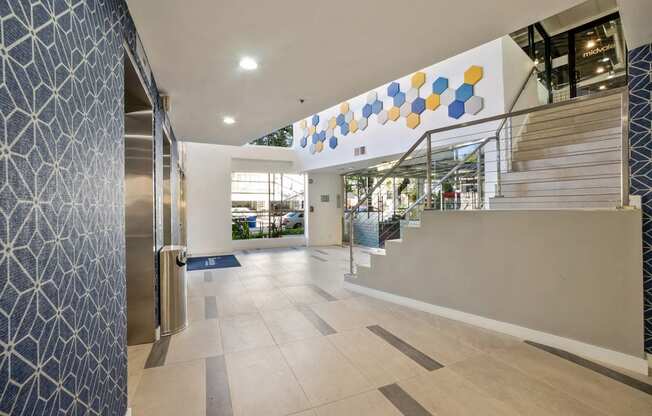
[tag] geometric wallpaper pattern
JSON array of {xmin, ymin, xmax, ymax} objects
[
  {"xmin": 298, "ymin": 66, "xmax": 485, "ymax": 155},
  {"xmin": 0, "ymin": 1, "xmax": 175, "ymax": 415},
  {"xmin": 627, "ymin": 43, "xmax": 652, "ymax": 354}
]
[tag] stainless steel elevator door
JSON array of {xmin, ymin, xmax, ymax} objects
[
  {"xmin": 125, "ymin": 119, "xmax": 156, "ymax": 345},
  {"xmin": 124, "ymin": 48, "xmax": 157, "ymax": 346}
]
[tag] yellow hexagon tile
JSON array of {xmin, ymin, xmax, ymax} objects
[
  {"xmin": 406, "ymin": 113, "xmax": 420, "ymax": 129},
  {"xmin": 411, "ymin": 71, "xmax": 426, "ymax": 89},
  {"xmin": 308, "ymin": 125, "xmax": 316, "ymax": 135},
  {"xmin": 388, "ymin": 106, "xmax": 400, "ymax": 121},
  {"xmin": 299, "ymin": 119, "xmax": 307, "ymax": 129},
  {"xmin": 349, "ymin": 119, "xmax": 358, "ymax": 133},
  {"xmin": 340, "ymin": 102, "xmax": 350, "ymax": 114},
  {"xmin": 328, "ymin": 117, "xmax": 337, "ymax": 129},
  {"xmin": 426, "ymin": 94, "xmax": 440, "ymax": 111},
  {"xmin": 316, "ymin": 141, "xmax": 324, "ymax": 152},
  {"xmin": 464, "ymin": 65, "xmax": 483, "ymax": 85}
]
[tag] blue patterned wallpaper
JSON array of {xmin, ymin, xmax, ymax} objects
[
  {"xmin": 628, "ymin": 43, "xmax": 652, "ymax": 354},
  {"xmin": 0, "ymin": 1, "xmax": 176, "ymax": 415}
]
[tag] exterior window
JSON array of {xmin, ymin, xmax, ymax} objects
[
  {"xmin": 231, "ymin": 172, "xmax": 305, "ymax": 240},
  {"xmin": 248, "ymin": 125, "xmax": 293, "ymax": 147}
]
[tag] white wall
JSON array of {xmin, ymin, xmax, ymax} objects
[
  {"xmin": 306, "ymin": 173, "xmax": 343, "ymax": 246},
  {"xmin": 292, "ymin": 38, "xmax": 510, "ymax": 173},
  {"xmin": 291, "ymin": 36, "xmax": 538, "ymax": 209},
  {"xmin": 184, "ymin": 142, "xmax": 304, "ymax": 255}
]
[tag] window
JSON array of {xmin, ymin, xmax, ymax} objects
[
  {"xmin": 231, "ymin": 172, "xmax": 305, "ymax": 240},
  {"xmin": 248, "ymin": 125, "xmax": 293, "ymax": 147}
]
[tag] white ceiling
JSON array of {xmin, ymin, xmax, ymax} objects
[
  {"xmin": 540, "ymin": 0, "xmax": 617, "ymax": 35},
  {"xmin": 127, "ymin": 0, "xmax": 585, "ymax": 146}
]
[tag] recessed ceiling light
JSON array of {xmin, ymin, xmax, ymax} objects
[
  {"xmin": 601, "ymin": 57, "xmax": 610, "ymax": 62},
  {"xmin": 595, "ymin": 66, "xmax": 605, "ymax": 74},
  {"xmin": 223, "ymin": 116, "xmax": 236, "ymax": 125},
  {"xmin": 239, "ymin": 57, "xmax": 258, "ymax": 70},
  {"xmin": 598, "ymin": 85, "xmax": 606, "ymax": 90},
  {"xmin": 586, "ymin": 40, "xmax": 596, "ymax": 49}
]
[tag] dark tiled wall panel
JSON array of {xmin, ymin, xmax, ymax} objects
[
  {"xmin": 628, "ymin": 44, "xmax": 652, "ymax": 353},
  {"xmin": 0, "ymin": 0, "xmax": 164, "ymax": 414}
]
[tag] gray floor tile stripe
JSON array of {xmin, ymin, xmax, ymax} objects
[
  {"xmin": 204, "ymin": 271, "xmax": 213, "ymax": 282},
  {"xmin": 206, "ymin": 355, "xmax": 233, "ymax": 416},
  {"xmin": 379, "ymin": 383, "xmax": 432, "ymax": 416},
  {"xmin": 144, "ymin": 336, "xmax": 171, "ymax": 369},
  {"xmin": 367, "ymin": 325, "xmax": 443, "ymax": 371},
  {"xmin": 310, "ymin": 254, "xmax": 328, "ymax": 262},
  {"xmin": 525, "ymin": 340, "xmax": 652, "ymax": 395},
  {"xmin": 313, "ymin": 249, "xmax": 329, "ymax": 255},
  {"xmin": 205, "ymin": 296, "xmax": 218, "ymax": 319},
  {"xmin": 297, "ymin": 305, "xmax": 337, "ymax": 335},
  {"xmin": 310, "ymin": 285, "xmax": 338, "ymax": 302}
]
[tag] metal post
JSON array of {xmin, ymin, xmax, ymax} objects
[
  {"xmin": 495, "ymin": 134, "xmax": 502, "ymax": 197},
  {"xmin": 349, "ymin": 213, "xmax": 354, "ymax": 275},
  {"xmin": 476, "ymin": 148, "xmax": 482, "ymax": 209},
  {"xmin": 426, "ymin": 134, "xmax": 432, "ymax": 209},
  {"xmin": 621, "ymin": 90, "xmax": 630, "ymax": 207}
]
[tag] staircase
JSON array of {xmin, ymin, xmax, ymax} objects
[{"xmin": 489, "ymin": 92, "xmax": 624, "ymax": 209}]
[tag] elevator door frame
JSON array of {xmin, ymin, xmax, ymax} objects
[{"xmin": 124, "ymin": 43, "xmax": 157, "ymax": 345}]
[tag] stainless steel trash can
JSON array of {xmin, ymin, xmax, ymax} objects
[{"xmin": 159, "ymin": 245, "xmax": 188, "ymax": 336}]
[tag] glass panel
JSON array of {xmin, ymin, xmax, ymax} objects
[
  {"xmin": 231, "ymin": 172, "xmax": 305, "ymax": 239},
  {"xmin": 574, "ymin": 17, "xmax": 627, "ymax": 97},
  {"xmin": 550, "ymin": 33, "xmax": 571, "ymax": 102},
  {"xmin": 531, "ymin": 26, "xmax": 550, "ymax": 104}
]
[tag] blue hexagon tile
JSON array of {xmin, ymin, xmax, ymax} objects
[{"xmin": 298, "ymin": 66, "xmax": 485, "ymax": 155}]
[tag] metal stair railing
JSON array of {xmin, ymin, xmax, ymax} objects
[{"xmin": 345, "ymin": 66, "xmax": 629, "ymax": 276}]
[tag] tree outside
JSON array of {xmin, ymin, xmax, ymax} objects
[{"xmin": 250, "ymin": 125, "xmax": 293, "ymax": 147}]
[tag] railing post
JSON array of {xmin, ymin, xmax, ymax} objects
[
  {"xmin": 426, "ymin": 133, "xmax": 432, "ymax": 209},
  {"xmin": 476, "ymin": 148, "xmax": 482, "ymax": 209},
  {"xmin": 349, "ymin": 213, "xmax": 354, "ymax": 275},
  {"xmin": 495, "ymin": 134, "xmax": 502, "ymax": 197},
  {"xmin": 620, "ymin": 90, "xmax": 630, "ymax": 207}
]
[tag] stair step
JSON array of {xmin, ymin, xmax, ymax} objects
[
  {"xmin": 513, "ymin": 136, "xmax": 620, "ymax": 162},
  {"xmin": 526, "ymin": 96, "xmax": 620, "ymax": 124},
  {"xmin": 514, "ymin": 123, "xmax": 620, "ymax": 150},
  {"xmin": 512, "ymin": 149, "xmax": 620, "ymax": 171},
  {"xmin": 501, "ymin": 175, "xmax": 620, "ymax": 197},
  {"xmin": 525, "ymin": 92, "xmax": 620, "ymax": 121},
  {"xmin": 501, "ymin": 186, "xmax": 621, "ymax": 197},
  {"xmin": 502, "ymin": 162, "xmax": 620, "ymax": 183},
  {"xmin": 523, "ymin": 107, "xmax": 620, "ymax": 133},
  {"xmin": 489, "ymin": 197, "xmax": 619, "ymax": 210}
]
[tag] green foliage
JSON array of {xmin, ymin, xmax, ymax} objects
[
  {"xmin": 232, "ymin": 219, "xmax": 250, "ymax": 240},
  {"xmin": 250, "ymin": 125, "xmax": 293, "ymax": 147}
]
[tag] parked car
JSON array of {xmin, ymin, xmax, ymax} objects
[
  {"xmin": 282, "ymin": 211, "xmax": 304, "ymax": 228},
  {"xmin": 231, "ymin": 207, "xmax": 257, "ymax": 228}
]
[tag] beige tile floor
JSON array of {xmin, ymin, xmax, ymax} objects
[{"xmin": 129, "ymin": 245, "xmax": 652, "ymax": 416}]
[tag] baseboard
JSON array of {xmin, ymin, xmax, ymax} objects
[{"xmin": 344, "ymin": 281, "xmax": 649, "ymax": 375}]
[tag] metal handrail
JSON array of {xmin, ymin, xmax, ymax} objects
[
  {"xmin": 345, "ymin": 75, "xmax": 625, "ymax": 216},
  {"xmin": 402, "ymin": 137, "xmax": 492, "ymax": 214},
  {"xmin": 345, "ymin": 66, "xmax": 628, "ymax": 275}
]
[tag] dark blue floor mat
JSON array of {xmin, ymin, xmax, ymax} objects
[{"xmin": 186, "ymin": 254, "xmax": 241, "ymax": 271}]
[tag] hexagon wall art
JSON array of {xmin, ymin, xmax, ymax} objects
[{"xmin": 297, "ymin": 66, "xmax": 486, "ymax": 156}]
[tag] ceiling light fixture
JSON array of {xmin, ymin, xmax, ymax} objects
[
  {"xmin": 601, "ymin": 57, "xmax": 610, "ymax": 62},
  {"xmin": 223, "ymin": 116, "xmax": 236, "ymax": 125},
  {"xmin": 586, "ymin": 40, "xmax": 596, "ymax": 49},
  {"xmin": 595, "ymin": 66, "xmax": 605, "ymax": 74},
  {"xmin": 598, "ymin": 85, "xmax": 606, "ymax": 90},
  {"xmin": 239, "ymin": 57, "xmax": 258, "ymax": 71}
]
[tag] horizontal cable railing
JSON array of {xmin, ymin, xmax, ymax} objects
[{"xmin": 345, "ymin": 66, "xmax": 628, "ymax": 275}]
